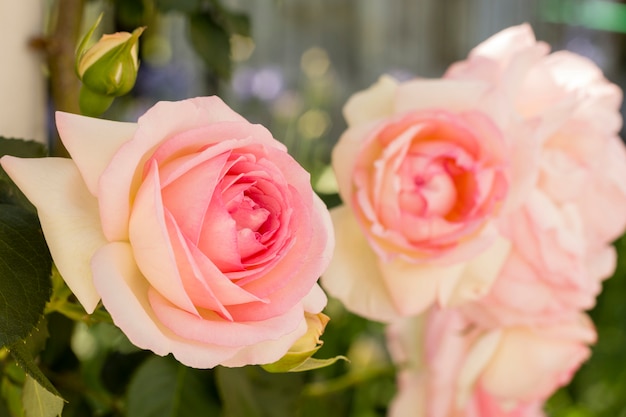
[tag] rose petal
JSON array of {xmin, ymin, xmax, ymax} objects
[
  {"xmin": 98, "ymin": 97, "xmax": 259, "ymax": 241},
  {"xmin": 441, "ymin": 234, "xmax": 511, "ymax": 307},
  {"xmin": 91, "ymin": 241, "xmax": 239, "ymax": 368},
  {"xmin": 228, "ymin": 194, "xmax": 333, "ymax": 321},
  {"xmin": 481, "ymin": 318, "xmax": 593, "ymax": 401},
  {"xmin": 149, "ymin": 287, "xmax": 304, "ymax": 347},
  {"xmin": 456, "ymin": 329, "xmax": 503, "ymax": 407},
  {"xmin": 129, "ymin": 160, "xmax": 199, "ymax": 315},
  {"xmin": 219, "ymin": 316, "xmax": 308, "ymax": 367},
  {"xmin": 395, "ymin": 79, "xmax": 490, "ymax": 115},
  {"xmin": 379, "ymin": 257, "xmax": 464, "ymax": 317},
  {"xmin": 0, "ymin": 156, "xmax": 106, "ymax": 312},
  {"xmin": 343, "ymin": 75, "xmax": 399, "ymax": 127},
  {"xmin": 55, "ymin": 111, "xmax": 137, "ymax": 195},
  {"xmin": 321, "ymin": 205, "xmax": 400, "ymax": 322}
]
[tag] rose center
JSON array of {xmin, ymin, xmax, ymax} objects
[{"xmin": 400, "ymin": 154, "xmax": 458, "ymax": 218}]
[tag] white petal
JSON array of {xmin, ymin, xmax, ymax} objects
[
  {"xmin": 0, "ymin": 156, "xmax": 106, "ymax": 312},
  {"xmin": 395, "ymin": 79, "xmax": 489, "ymax": 114},
  {"xmin": 55, "ymin": 111, "xmax": 137, "ymax": 195},
  {"xmin": 379, "ymin": 257, "xmax": 464, "ymax": 316},
  {"xmin": 320, "ymin": 206, "xmax": 399, "ymax": 322},
  {"xmin": 456, "ymin": 329, "xmax": 502, "ymax": 407},
  {"xmin": 441, "ymin": 235, "xmax": 512, "ymax": 307},
  {"xmin": 344, "ymin": 75, "xmax": 398, "ymax": 127}
]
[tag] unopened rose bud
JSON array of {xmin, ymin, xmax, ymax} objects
[
  {"xmin": 76, "ymin": 16, "xmax": 145, "ymax": 97},
  {"xmin": 262, "ymin": 312, "xmax": 330, "ymax": 372}
]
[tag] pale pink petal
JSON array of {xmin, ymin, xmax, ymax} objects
[
  {"xmin": 160, "ymin": 152, "xmax": 229, "ymax": 243},
  {"xmin": 343, "ymin": 75, "xmax": 398, "ymax": 127},
  {"xmin": 128, "ymin": 160, "xmax": 199, "ymax": 315},
  {"xmin": 91, "ymin": 241, "xmax": 240, "ymax": 368},
  {"xmin": 470, "ymin": 23, "xmax": 538, "ymax": 61},
  {"xmin": 183, "ymin": 240, "xmax": 266, "ymax": 306},
  {"xmin": 321, "ymin": 205, "xmax": 400, "ymax": 322},
  {"xmin": 98, "ymin": 98, "xmax": 266, "ymax": 242},
  {"xmin": 481, "ymin": 318, "xmax": 594, "ymax": 402},
  {"xmin": 149, "ymin": 288, "xmax": 304, "ymax": 347},
  {"xmin": 55, "ymin": 111, "xmax": 137, "ymax": 195},
  {"xmin": 0, "ymin": 156, "xmax": 106, "ymax": 312}
]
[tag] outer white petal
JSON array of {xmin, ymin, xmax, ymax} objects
[
  {"xmin": 440, "ymin": 235, "xmax": 512, "ymax": 307},
  {"xmin": 55, "ymin": 111, "xmax": 137, "ymax": 196},
  {"xmin": 0, "ymin": 156, "xmax": 106, "ymax": 312},
  {"xmin": 302, "ymin": 283, "xmax": 328, "ymax": 314},
  {"xmin": 379, "ymin": 257, "xmax": 464, "ymax": 317},
  {"xmin": 343, "ymin": 75, "xmax": 398, "ymax": 127},
  {"xmin": 388, "ymin": 371, "xmax": 426, "ymax": 417},
  {"xmin": 456, "ymin": 329, "xmax": 502, "ymax": 408},
  {"xmin": 332, "ymin": 122, "xmax": 380, "ymax": 205},
  {"xmin": 320, "ymin": 205, "xmax": 399, "ymax": 322},
  {"xmin": 394, "ymin": 79, "xmax": 490, "ymax": 114}
]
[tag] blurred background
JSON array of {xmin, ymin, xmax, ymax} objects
[{"xmin": 3, "ymin": 0, "xmax": 626, "ymax": 416}]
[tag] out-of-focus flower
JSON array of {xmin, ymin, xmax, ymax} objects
[
  {"xmin": 446, "ymin": 24, "xmax": 626, "ymax": 327},
  {"xmin": 1, "ymin": 96, "xmax": 334, "ymax": 369},
  {"xmin": 321, "ymin": 74, "xmax": 529, "ymax": 320},
  {"xmin": 322, "ymin": 24, "xmax": 626, "ymax": 325},
  {"xmin": 386, "ymin": 309, "xmax": 594, "ymax": 417}
]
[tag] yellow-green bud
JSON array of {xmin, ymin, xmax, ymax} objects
[
  {"xmin": 76, "ymin": 15, "xmax": 145, "ymax": 97},
  {"xmin": 262, "ymin": 313, "xmax": 330, "ymax": 373}
]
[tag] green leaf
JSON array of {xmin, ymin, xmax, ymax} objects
[
  {"xmin": 188, "ymin": 12, "xmax": 232, "ymax": 79},
  {"xmin": 126, "ymin": 356, "xmax": 220, "ymax": 417},
  {"xmin": 0, "ymin": 137, "xmax": 48, "ymax": 210},
  {"xmin": 22, "ymin": 375, "xmax": 63, "ymax": 417},
  {"xmin": 0, "ymin": 204, "xmax": 52, "ymax": 347},
  {"xmin": 0, "ymin": 138, "xmax": 47, "ymax": 159},
  {"xmin": 216, "ymin": 366, "xmax": 304, "ymax": 417},
  {"xmin": 1, "ymin": 364, "xmax": 25, "ymax": 417},
  {"xmin": 281, "ymin": 356, "xmax": 349, "ymax": 373},
  {"xmin": 8, "ymin": 342, "xmax": 60, "ymax": 398},
  {"xmin": 154, "ymin": 0, "xmax": 200, "ymax": 13}
]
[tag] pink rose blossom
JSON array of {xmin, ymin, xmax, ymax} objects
[
  {"xmin": 322, "ymin": 23, "xmax": 626, "ymax": 324},
  {"xmin": 386, "ymin": 309, "xmax": 594, "ymax": 417},
  {"xmin": 1, "ymin": 96, "xmax": 334, "ymax": 368},
  {"xmin": 322, "ymin": 67, "xmax": 535, "ymax": 320},
  {"xmin": 446, "ymin": 24, "xmax": 626, "ymax": 326}
]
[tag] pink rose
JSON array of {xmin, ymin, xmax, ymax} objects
[
  {"xmin": 323, "ymin": 23, "xmax": 626, "ymax": 323},
  {"xmin": 1, "ymin": 96, "xmax": 334, "ymax": 368},
  {"xmin": 446, "ymin": 24, "xmax": 626, "ymax": 326},
  {"xmin": 322, "ymin": 71, "xmax": 535, "ymax": 320},
  {"xmin": 462, "ymin": 189, "xmax": 616, "ymax": 327},
  {"xmin": 446, "ymin": 23, "xmax": 626, "ymax": 248},
  {"xmin": 386, "ymin": 309, "xmax": 594, "ymax": 417}
]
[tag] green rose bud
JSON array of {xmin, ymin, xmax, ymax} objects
[
  {"xmin": 75, "ymin": 15, "xmax": 145, "ymax": 116},
  {"xmin": 262, "ymin": 313, "xmax": 340, "ymax": 373}
]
